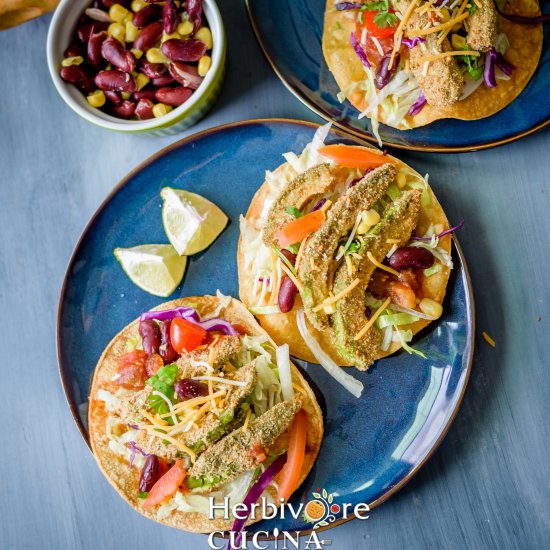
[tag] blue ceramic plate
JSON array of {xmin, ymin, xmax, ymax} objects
[
  {"xmin": 57, "ymin": 119, "xmax": 474, "ymax": 535},
  {"xmin": 246, "ymin": 0, "xmax": 550, "ymax": 152}
]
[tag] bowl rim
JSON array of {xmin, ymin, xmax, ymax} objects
[{"xmin": 46, "ymin": 0, "xmax": 225, "ymax": 132}]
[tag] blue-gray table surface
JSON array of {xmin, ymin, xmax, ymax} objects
[{"xmin": 1, "ymin": 2, "xmax": 549, "ymax": 549}]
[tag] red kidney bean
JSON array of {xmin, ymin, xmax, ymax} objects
[
  {"xmin": 101, "ymin": 37, "xmax": 136, "ymax": 73},
  {"xmin": 140, "ymin": 59, "xmax": 166, "ymax": 79},
  {"xmin": 159, "ymin": 320, "xmax": 178, "ymax": 363},
  {"xmin": 161, "ymin": 39, "xmax": 207, "ymax": 62},
  {"xmin": 132, "ymin": 3, "xmax": 162, "ymax": 28},
  {"xmin": 139, "ymin": 455, "xmax": 159, "ymax": 492},
  {"xmin": 76, "ymin": 21, "xmax": 108, "ymax": 43},
  {"xmin": 95, "ymin": 70, "xmax": 137, "ymax": 92},
  {"xmin": 163, "ymin": 0, "xmax": 179, "ymax": 34},
  {"xmin": 280, "ymin": 249, "xmax": 297, "ymax": 266},
  {"xmin": 155, "ymin": 86, "xmax": 192, "ymax": 106},
  {"xmin": 187, "ymin": 0, "xmax": 203, "ymax": 31},
  {"xmin": 65, "ymin": 41, "xmax": 84, "ymax": 58},
  {"xmin": 388, "ymin": 247, "xmax": 434, "ymax": 270},
  {"xmin": 133, "ymin": 21, "xmax": 163, "ymax": 51},
  {"xmin": 104, "ymin": 90, "xmax": 122, "ymax": 104},
  {"xmin": 151, "ymin": 73, "xmax": 175, "ymax": 87},
  {"xmin": 175, "ymin": 379, "xmax": 209, "ymax": 400},
  {"xmin": 135, "ymin": 98, "xmax": 155, "ymax": 119},
  {"xmin": 60, "ymin": 65, "xmax": 95, "ymax": 93},
  {"xmin": 278, "ymin": 275, "xmax": 298, "ymax": 313},
  {"xmin": 169, "ymin": 62, "xmax": 203, "ymax": 89},
  {"xmin": 139, "ymin": 319, "xmax": 161, "ymax": 354},
  {"xmin": 111, "ymin": 99, "xmax": 137, "ymax": 118},
  {"xmin": 133, "ymin": 86, "xmax": 158, "ymax": 100},
  {"xmin": 87, "ymin": 30, "xmax": 108, "ymax": 69},
  {"xmin": 101, "ymin": 0, "xmax": 128, "ymax": 7}
]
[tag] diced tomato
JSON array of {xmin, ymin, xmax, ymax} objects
[
  {"xmin": 388, "ymin": 281, "xmax": 417, "ymax": 309},
  {"xmin": 145, "ymin": 353, "xmax": 164, "ymax": 377},
  {"xmin": 318, "ymin": 144, "xmax": 396, "ymax": 170},
  {"xmin": 251, "ymin": 445, "xmax": 267, "ymax": 464},
  {"xmin": 354, "ymin": 22, "xmax": 394, "ymax": 65},
  {"xmin": 115, "ymin": 350, "xmax": 148, "ymax": 390},
  {"xmin": 359, "ymin": 9, "xmax": 398, "ymax": 39},
  {"xmin": 142, "ymin": 459, "xmax": 187, "ymax": 509},
  {"xmin": 398, "ymin": 268, "xmax": 420, "ymax": 292},
  {"xmin": 277, "ymin": 409, "xmax": 308, "ymax": 502},
  {"xmin": 170, "ymin": 317, "xmax": 207, "ymax": 354},
  {"xmin": 276, "ymin": 209, "xmax": 325, "ymax": 248}
]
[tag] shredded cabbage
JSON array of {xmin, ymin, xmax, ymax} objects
[
  {"xmin": 239, "ymin": 215, "xmax": 273, "ymax": 288},
  {"xmin": 283, "ymin": 123, "xmax": 332, "ymax": 173},
  {"xmin": 96, "ymin": 389, "xmax": 120, "ymax": 412}
]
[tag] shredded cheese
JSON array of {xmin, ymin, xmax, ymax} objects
[
  {"xmin": 386, "ymin": 238, "xmax": 400, "ymax": 244},
  {"xmin": 193, "ymin": 400, "xmax": 212, "ymax": 424},
  {"xmin": 242, "ymin": 407, "xmax": 252, "ymax": 431},
  {"xmin": 295, "ymin": 240, "xmax": 308, "ymax": 272},
  {"xmin": 437, "ymin": 0, "xmax": 469, "ymax": 44},
  {"xmin": 142, "ymin": 427, "xmax": 197, "ymax": 462},
  {"xmin": 418, "ymin": 50, "xmax": 479, "ymax": 63},
  {"xmin": 410, "ymin": 11, "xmax": 469, "ymax": 37},
  {"xmin": 389, "ymin": 0, "xmax": 418, "ymax": 69},
  {"xmin": 140, "ymin": 409, "xmax": 169, "ymax": 428},
  {"xmin": 366, "ymin": 251, "xmax": 400, "ymax": 276},
  {"xmin": 292, "ymin": 383, "xmax": 308, "ymax": 396},
  {"xmin": 482, "ymin": 331, "xmax": 496, "ymax": 347},
  {"xmin": 345, "ymin": 254, "xmax": 354, "ymax": 277},
  {"xmin": 473, "ymin": 0, "xmax": 481, "ymax": 7},
  {"xmin": 320, "ymin": 199, "xmax": 333, "ymax": 213},
  {"xmin": 191, "ymin": 375, "xmax": 248, "ymax": 387},
  {"xmin": 313, "ymin": 278, "xmax": 360, "ymax": 312},
  {"xmin": 354, "ymin": 297, "xmax": 391, "ymax": 341},
  {"xmin": 152, "ymin": 391, "xmax": 178, "ymax": 426},
  {"xmin": 280, "ymin": 262, "xmax": 304, "ymax": 293},
  {"xmin": 169, "ymin": 390, "xmax": 226, "ymax": 414}
]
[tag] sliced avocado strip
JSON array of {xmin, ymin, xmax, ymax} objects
[
  {"xmin": 299, "ymin": 163, "xmax": 396, "ymax": 330},
  {"xmin": 263, "ymin": 164, "xmax": 335, "ymax": 246},
  {"xmin": 187, "ymin": 396, "xmax": 302, "ymax": 492},
  {"xmin": 332, "ymin": 189, "xmax": 422, "ymax": 370}
]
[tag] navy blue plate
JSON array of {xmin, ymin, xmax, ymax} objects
[
  {"xmin": 246, "ymin": 0, "xmax": 550, "ymax": 152},
  {"xmin": 57, "ymin": 119, "xmax": 474, "ymax": 535}
]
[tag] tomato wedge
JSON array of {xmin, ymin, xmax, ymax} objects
[
  {"xmin": 170, "ymin": 317, "xmax": 207, "ymax": 354},
  {"xmin": 277, "ymin": 409, "xmax": 308, "ymax": 502},
  {"xmin": 318, "ymin": 144, "xmax": 396, "ymax": 170},
  {"xmin": 142, "ymin": 459, "xmax": 187, "ymax": 509},
  {"xmin": 115, "ymin": 350, "xmax": 148, "ymax": 390},
  {"xmin": 276, "ymin": 210, "xmax": 325, "ymax": 248},
  {"xmin": 361, "ymin": 10, "xmax": 398, "ymax": 39}
]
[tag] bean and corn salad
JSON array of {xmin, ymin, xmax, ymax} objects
[{"xmin": 59, "ymin": 0, "xmax": 212, "ymax": 120}]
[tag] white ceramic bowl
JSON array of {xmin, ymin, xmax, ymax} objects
[{"xmin": 47, "ymin": 0, "xmax": 226, "ymax": 135}]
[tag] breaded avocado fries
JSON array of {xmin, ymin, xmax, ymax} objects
[{"xmin": 239, "ymin": 125, "xmax": 463, "ymax": 394}]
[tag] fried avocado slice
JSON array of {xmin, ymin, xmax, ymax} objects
[
  {"xmin": 187, "ymin": 396, "xmax": 303, "ymax": 492},
  {"xmin": 262, "ymin": 163, "xmax": 335, "ymax": 246},
  {"xmin": 177, "ymin": 335, "xmax": 241, "ymax": 378},
  {"xmin": 183, "ymin": 361, "xmax": 258, "ymax": 453},
  {"xmin": 405, "ymin": 8, "xmax": 464, "ymax": 108},
  {"xmin": 298, "ymin": 164, "xmax": 396, "ymax": 331},
  {"xmin": 467, "ymin": 0, "xmax": 498, "ymax": 52},
  {"xmin": 332, "ymin": 189, "xmax": 422, "ymax": 370}
]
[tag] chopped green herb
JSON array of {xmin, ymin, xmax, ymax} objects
[
  {"xmin": 285, "ymin": 206, "xmax": 303, "ymax": 219},
  {"xmin": 146, "ymin": 363, "xmax": 178, "ymax": 415},
  {"xmin": 285, "ymin": 243, "xmax": 300, "ymax": 255},
  {"xmin": 345, "ymin": 239, "xmax": 362, "ymax": 255},
  {"xmin": 137, "ymin": 492, "xmax": 148, "ymax": 499},
  {"xmin": 360, "ymin": 1, "xmax": 398, "ymax": 29},
  {"xmin": 467, "ymin": 3, "xmax": 477, "ymax": 14},
  {"xmin": 459, "ymin": 44, "xmax": 483, "ymax": 80}
]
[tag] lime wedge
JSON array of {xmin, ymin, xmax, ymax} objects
[
  {"xmin": 161, "ymin": 187, "xmax": 228, "ymax": 256},
  {"xmin": 114, "ymin": 244, "xmax": 187, "ymax": 297}
]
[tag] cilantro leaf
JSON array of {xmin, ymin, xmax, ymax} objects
[
  {"xmin": 146, "ymin": 363, "xmax": 178, "ymax": 414},
  {"xmin": 373, "ymin": 10, "xmax": 398, "ymax": 28},
  {"xmin": 359, "ymin": 1, "xmax": 397, "ymax": 29},
  {"xmin": 285, "ymin": 243, "xmax": 300, "ymax": 255},
  {"xmin": 137, "ymin": 492, "xmax": 148, "ymax": 499},
  {"xmin": 285, "ymin": 206, "xmax": 303, "ymax": 218},
  {"xmin": 345, "ymin": 239, "xmax": 362, "ymax": 255},
  {"xmin": 467, "ymin": 3, "xmax": 477, "ymax": 14}
]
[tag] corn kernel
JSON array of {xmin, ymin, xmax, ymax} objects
[
  {"xmin": 419, "ymin": 298, "xmax": 443, "ymax": 319},
  {"xmin": 177, "ymin": 20, "xmax": 194, "ymax": 36},
  {"xmin": 146, "ymin": 47, "xmax": 169, "ymax": 64},
  {"xmin": 126, "ymin": 21, "xmax": 138, "ymax": 43},
  {"xmin": 194, "ymin": 27, "xmax": 212, "ymax": 49},
  {"xmin": 112, "ymin": 422, "xmax": 124, "ymax": 436},
  {"xmin": 109, "ymin": 4, "xmax": 129, "ymax": 23},
  {"xmin": 131, "ymin": 0, "xmax": 147, "ymax": 12},
  {"xmin": 121, "ymin": 92, "xmax": 131, "ymax": 100},
  {"xmin": 197, "ymin": 55, "xmax": 211, "ymax": 77},
  {"xmin": 397, "ymin": 172, "xmax": 407, "ymax": 189},
  {"xmin": 131, "ymin": 48, "xmax": 143, "ymax": 59},
  {"xmin": 153, "ymin": 103, "xmax": 173, "ymax": 118},
  {"xmin": 86, "ymin": 90, "xmax": 106, "ymax": 108},
  {"xmin": 451, "ymin": 22, "xmax": 462, "ymax": 33},
  {"xmin": 136, "ymin": 73, "xmax": 150, "ymax": 90},
  {"xmin": 439, "ymin": 8, "xmax": 450, "ymax": 23},
  {"xmin": 451, "ymin": 34, "xmax": 467, "ymax": 50},
  {"xmin": 162, "ymin": 31, "xmax": 182, "ymax": 43},
  {"xmin": 108, "ymin": 22, "xmax": 126, "ymax": 43},
  {"xmin": 61, "ymin": 56, "xmax": 83, "ymax": 67},
  {"xmin": 357, "ymin": 209, "xmax": 380, "ymax": 234}
]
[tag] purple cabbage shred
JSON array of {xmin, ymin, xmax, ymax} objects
[
  {"xmin": 411, "ymin": 220, "xmax": 465, "ymax": 242},
  {"xmin": 408, "ymin": 94, "xmax": 427, "ymax": 116},
  {"xmin": 350, "ymin": 32, "xmax": 370, "ymax": 69}
]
